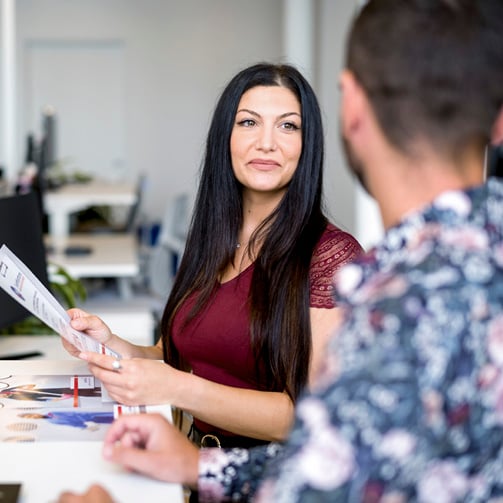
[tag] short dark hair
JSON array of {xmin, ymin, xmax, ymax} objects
[{"xmin": 347, "ymin": 0, "xmax": 503, "ymax": 159}]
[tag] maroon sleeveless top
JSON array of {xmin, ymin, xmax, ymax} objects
[{"xmin": 171, "ymin": 223, "xmax": 362, "ymax": 443}]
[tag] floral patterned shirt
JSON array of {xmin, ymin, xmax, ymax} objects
[{"xmin": 198, "ymin": 178, "xmax": 503, "ymax": 503}]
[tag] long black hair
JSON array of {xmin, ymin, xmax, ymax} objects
[{"xmin": 161, "ymin": 62, "xmax": 327, "ymax": 401}]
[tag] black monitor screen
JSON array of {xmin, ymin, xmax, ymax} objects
[{"xmin": 0, "ymin": 191, "xmax": 50, "ymax": 330}]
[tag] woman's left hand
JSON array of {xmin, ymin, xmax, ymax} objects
[{"xmin": 78, "ymin": 352, "xmax": 178, "ymax": 405}]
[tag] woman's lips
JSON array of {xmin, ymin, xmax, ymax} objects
[{"xmin": 248, "ymin": 159, "xmax": 280, "ymax": 170}]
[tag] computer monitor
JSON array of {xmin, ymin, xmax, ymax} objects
[
  {"xmin": 32, "ymin": 134, "xmax": 50, "ymax": 233},
  {"xmin": 0, "ymin": 191, "xmax": 50, "ymax": 330}
]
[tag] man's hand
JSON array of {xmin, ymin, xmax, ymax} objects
[
  {"xmin": 57, "ymin": 414, "xmax": 199, "ymax": 502},
  {"xmin": 57, "ymin": 484, "xmax": 115, "ymax": 503},
  {"xmin": 103, "ymin": 413, "xmax": 199, "ymax": 487}
]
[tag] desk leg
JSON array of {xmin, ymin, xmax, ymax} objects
[
  {"xmin": 48, "ymin": 212, "xmax": 71, "ymax": 244},
  {"xmin": 118, "ymin": 277, "xmax": 132, "ymax": 299}
]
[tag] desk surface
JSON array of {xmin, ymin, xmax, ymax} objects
[
  {"xmin": 46, "ymin": 233, "xmax": 139, "ymax": 279},
  {"xmin": 0, "ymin": 359, "xmax": 184, "ymax": 503},
  {"xmin": 0, "ymin": 334, "xmax": 70, "ymax": 360},
  {"xmin": 44, "ymin": 180, "xmax": 136, "ymax": 212}
]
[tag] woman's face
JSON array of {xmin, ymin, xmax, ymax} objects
[{"xmin": 230, "ymin": 85, "xmax": 302, "ymax": 199}]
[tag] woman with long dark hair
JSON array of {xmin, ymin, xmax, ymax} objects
[{"xmin": 64, "ymin": 63, "xmax": 362, "ymax": 448}]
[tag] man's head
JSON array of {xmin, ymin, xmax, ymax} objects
[{"xmin": 341, "ymin": 0, "xmax": 503, "ymax": 189}]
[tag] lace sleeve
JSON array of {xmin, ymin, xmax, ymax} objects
[{"xmin": 309, "ymin": 224, "xmax": 363, "ymax": 309}]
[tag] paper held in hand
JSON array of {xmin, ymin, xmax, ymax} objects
[{"xmin": 0, "ymin": 244, "xmax": 121, "ymax": 358}]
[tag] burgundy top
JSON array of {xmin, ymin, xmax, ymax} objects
[{"xmin": 171, "ymin": 223, "xmax": 362, "ymax": 443}]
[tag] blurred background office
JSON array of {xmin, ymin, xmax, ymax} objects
[
  {"xmin": 1, "ymin": 0, "xmax": 382, "ymax": 250},
  {"xmin": 1, "ymin": 0, "xmax": 501, "ymax": 346}
]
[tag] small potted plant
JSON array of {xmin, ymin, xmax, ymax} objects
[{"xmin": 0, "ymin": 264, "xmax": 87, "ymax": 335}]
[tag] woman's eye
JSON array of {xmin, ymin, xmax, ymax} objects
[
  {"xmin": 237, "ymin": 119, "xmax": 256, "ymax": 127},
  {"xmin": 281, "ymin": 122, "xmax": 300, "ymax": 131}
]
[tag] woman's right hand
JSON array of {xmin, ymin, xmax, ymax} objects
[{"xmin": 62, "ymin": 308, "xmax": 114, "ymax": 358}]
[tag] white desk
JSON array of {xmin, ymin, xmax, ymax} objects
[
  {"xmin": 44, "ymin": 180, "xmax": 136, "ymax": 241},
  {"xmin": 46, "ymin": 233, "xmax": 140, "ymax": 299},
  {"xmin": 0, "ymin": 358, "xmax": 184, "ymax": 503},
  {"xmin": 46, "ymin": 234, "xmax": 139, "ymax": 279},
  {"xmin": 0, "ymin": 334, "xmax": 70, "ymax": 360}
]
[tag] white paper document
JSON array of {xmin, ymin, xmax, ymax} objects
[{"xmin": 0, "ymin": 244, "xmax": 121, "ymax": 358}]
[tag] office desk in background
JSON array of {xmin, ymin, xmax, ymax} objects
[
  {"xmin": 0, "ymin": 334, "xmax": 70, "ymax": 360},
  {"xmin": 44, "ymin": 180, "xmax": 137, "ymax": 241},
  {"xmin": 46, "ymin": 233, "xmax": 140, "ymax": 299},
  {"xmin": 0, "ymin": 358, "xmax": 184, "ymax": 503}
]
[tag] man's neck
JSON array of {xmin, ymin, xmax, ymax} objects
[{"xmin": 369, "ymin": 146, "xmax": 485, "ymax": 230}]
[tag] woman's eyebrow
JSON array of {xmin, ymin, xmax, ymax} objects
[
  {"xmin": 236, "ymin": 108, "xmax": 301, "ymax": 120},
  {"xmin": 278, "ymin": 111, "xmax": 301, "ymax": 120},
  {"xmin": 236, "ymin": 108, "xmax": 260, "ymax": 117}
]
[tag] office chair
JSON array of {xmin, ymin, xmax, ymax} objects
[{"xmin": 145, "ymin": 192, "xmax": 192, "ymax": 316}]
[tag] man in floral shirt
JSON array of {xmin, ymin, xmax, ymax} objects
[
  {"xmin": 57, "ymin": 1, "xmax": 503, "ymax": 502},
  {"xmin": 246, "ymin": 176, "xmax": 503, "ymax": 502}
]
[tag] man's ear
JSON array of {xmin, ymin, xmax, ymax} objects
[
  {"xmin": 339, "ymin": 70, "xmax": 368, "ymax": 141},
  {"xmin": 492, "ymin": 106, "xmax": 503, "ymax": 145}
]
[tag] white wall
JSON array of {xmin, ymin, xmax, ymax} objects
[
  {"xmin": 0, "ymin": 0, "xmax": 16, "ymax": 182},
  {"xmin": 3, "ymin": 0, "xmax": 381, "ymax": 245},
  {"xmin": 316, "ymin": 0, "xmax": 359, "ymax": 235},
  {"xmin": 14, "ymin": 0, "xmax": 284, "ymax": 223}
]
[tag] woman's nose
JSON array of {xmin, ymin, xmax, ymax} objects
[{"xmin": 255, "ymin": 126, "xmax": 277, "ymax": 152}]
